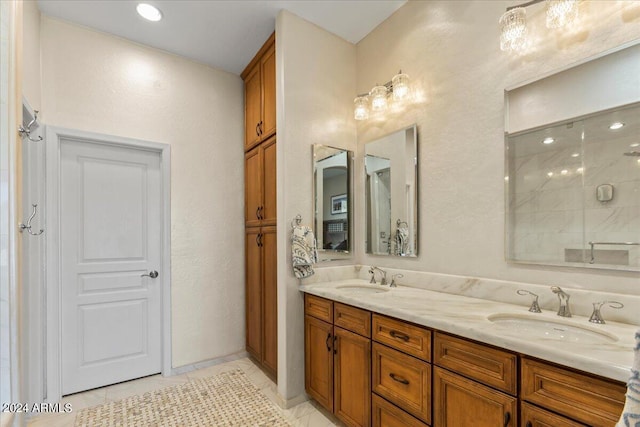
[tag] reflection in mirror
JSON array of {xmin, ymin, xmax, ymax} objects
[
  {"xmin": 365, "ymin": 124, "xmax": 418, "ymax": 257},
  {"xmin": 506, "ymin": 103, "xmax": 640, "ymax": 271},
  {"xmin": 313, "ymin": 145, "xmax": 352, "ymax": 261}
]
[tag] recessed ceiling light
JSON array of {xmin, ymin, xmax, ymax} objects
[
  {"xmin": 137, "ymin": 3, "xmax": 162, "ymax": 22},
  {"xmin": 571, "ymin": 152, "xmax": 580, "ymax": 157},
  {"xmin": 547, "ymin": 172, "xmax": 554, "ymax": 177},
  {"xmin": 609, "ymin": 122, "xmax": 624, "ymax": 130},
  {"xmin": 631, "ymin": 143, "xmax": 640, "ymax": 148},
  {"xmin": 542, "ymin": 137, "xmax": 555, "ymax": 144},
  {"xmin": 561, "ymin": 169, "xmax": 568, "ymax": 175}
]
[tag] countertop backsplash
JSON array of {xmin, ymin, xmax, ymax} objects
[{"xmin": 301, "ymin": 265, "xmax": 640, "ymax": 327}]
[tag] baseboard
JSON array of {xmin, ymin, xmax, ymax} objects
[
  {"xmin": 274, "ymin": 392, "xmax": 308, "ymax": 409},
  {"xmin": 169, "ymin": 351, "xmax": 249, "ymax": 376}
]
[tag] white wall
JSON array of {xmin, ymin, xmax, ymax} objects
[
  {"xmin": 39, "ymin": 16, "xmax": 245, "ymax": 368},
  {"xmin": 276, "ymin": 10, "xmax": 357, "ymax": 401},
  {"xmin": 356, "ymin": 0, "xmax": 640, "ymax": 294}
]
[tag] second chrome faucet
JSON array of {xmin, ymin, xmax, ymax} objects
[{"xmin": 551, "ymin": 286, "xmax": 572, "ymax": 318}]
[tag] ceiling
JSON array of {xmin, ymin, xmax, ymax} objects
[{"xmin": 37, "ymin": 0, "xmax": 406, "ymax": 75}]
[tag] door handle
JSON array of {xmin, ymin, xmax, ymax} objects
[
  {"xmin": 325, "ymin": 333, "xmax": 331, "ymax": 351},
  {"xmin": 503, "ymin": 411, "xmax": 511, "ymax": 427},
  {"xmin": 141, "ymin": 270, "xmax": 159, "ymax": 278},
  {"xmin": 256, "ymin": 123, "xmax": 260, "ymax": 137}
]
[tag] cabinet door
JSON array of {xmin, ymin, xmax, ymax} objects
[
  {"xmin": 521, "ymin": 402, "xmax": 586, "ymax": 427},
  {"xmin": 372, "ymin": 394, "xmax": 429, "ymax": 427},
  {"xmin": 261, "ymin": 43, "xmax": 276, "ymax": 140},
  {"xmin": 434, "ymin": 366, "xmax": 516, "ymax": 427},
  {"xmin": 244, "ymin": 63, "xmax": 261, "ymax": 151},
  {"xmin": 261, "ymin": 226, "xmax": 277, "ymax": 379},
  {"xmin": 305, "ymin": 315, "xmax": 333, "ymax": 412},
  {"xmin": 334, "ymin": 327, "xmax": 371, "ymax": 427},
  {"xmin": 261, "ymin": 137, "xmax": 277, "ymax": 226},
  {"xmin": 245, "ymin": 228, "xmax": 262, "ymax": 360},
  {"xmin": 245, "ymin": 146, "xmax": 262, "ymax": 227}
]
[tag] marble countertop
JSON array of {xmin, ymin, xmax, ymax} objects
[{"xmin": 299, "ymin": 279, "xmax": 637, "ymax": 383}]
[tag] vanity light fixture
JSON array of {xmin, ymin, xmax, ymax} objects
[
  {"xmin": 631, "ymin": 143, "xmax": 640, "ymax": 148},
  {"xmin": 137, "ymin": 3, "xmax": 163, "ymax": 22},
  {"xmin": 609, "ymin": 122, "xmax": 625, "ymax": 130},
  {"xmin": 571, "ymin": 152, "xmax": 580, "ymax": 157},
  {"xmin": 499, "ymin": 0, "xmax": 579, "ymax": 52},
  {"xmin": 542, "ymin": 137, "xmax": 555, "ymax": 144},
  {"xmin": 354, "ymin": 70, "xmax": 410, "ymax": 120}
]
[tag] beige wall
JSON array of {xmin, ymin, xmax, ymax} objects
[
  {"xmin": 39, "ymin": 16, "xmax": 245, "ymax": 368},
  {"xmin": 276, "ymin": 10, "xmax": 357, "ymax": 400},
  {"xmin": 22, "ymin": 0, "xmax": 40, "ymax": 109},
  {"xmin": 356, "ymin": 0, "xmax": 640, "ymax": 294}
]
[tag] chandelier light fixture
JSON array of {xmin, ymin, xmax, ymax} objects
[
  {"xmin": 354, "ymin": 70, "xmax": 410, "ymax": 121},
  {"xmin": 499, "ymin": 0, "xmax": 580, "ymax": 52}
]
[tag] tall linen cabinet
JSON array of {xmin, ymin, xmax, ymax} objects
[{"xmin": 242, "ymin": 33, "xmax": 277, "ymax": 379}]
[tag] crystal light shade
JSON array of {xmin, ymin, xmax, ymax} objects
[
  {"xmin": 370, "ymin": 85, "xmax": 388, "ymax": 112},
  {"xmin": 354, "ymin": 96, "xmax": 369, "ymax": 121},
  {"xmin": 546, "ymin": 0, "xmax": 578, "ymax": 29},
  {"xmin": 392, "ymin": 72, "xmax": 409, "ymax": 101},
  {"xmin": 499, "ymin": 8, "xmax": 527, "ymax": 52}
]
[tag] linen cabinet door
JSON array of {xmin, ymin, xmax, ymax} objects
[
  {"xmin": 244, "ymin": 62, "xmax": 261, "ymax": 151},
  {"xmin": 434, "ymin": 366, "xmax": 516, "ymax": 427},
  {"xmin": 245, "ymin": 228, "xmax": 262, "ymax": 360},
  {"xmin": 261, "ymin": 137, "xmax": 277, "ymax": 226},
  {"xmin": 245, "ymin": 147, "xmax": 262, "ymax": 227},
  {"xmin": 260, "ymin": 42, "xmax": 276, "ymax": 140},
  {"xmin": 260, "ymin": 226, "xmax": 277, "ymax": 379},
  {"xmin": 305, "ymin": 315, "xmax": 334, "ymax": 412},
  {"xmin": 334, "ymin": 327, "xmax": 371, "ymax": 427}
]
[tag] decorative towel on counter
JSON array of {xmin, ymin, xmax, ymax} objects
[
  {"xmin": 617, "ymin": 329, "xmax": 640, "ymax": 427},
  {"xmin": 394, "ymin": 226, "xmax": 409, "ymax": 256},
  {"xmin": 291, "ymin": 225, "xmax": 318, "ymax": 279}
]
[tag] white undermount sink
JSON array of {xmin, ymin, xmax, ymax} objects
[
  {"xmin": 487, "ymin": 313, "xmax": 618, "ymax": 344},
  {"xmin": 335, "ymin": 284, "xmax": 390, "ymax": 294}
]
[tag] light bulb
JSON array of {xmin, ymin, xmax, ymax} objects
[
  {"xmin": 354, "ymin": 96, "xmax": 369, "ymax": 121},
  {"xmin": 370, "ymin": 85, "xmax": 388, "ymax": 112},
  {"xmin": 499, "ymin": 8, "xmax": 527, "ymax": 52},
  {"xmin": 392, "ymin": 72, "xmax": 409, "ymax": 101},
  {"xmin": 546, "ymin": 0, "xmax": 578, "ymax": 29}
]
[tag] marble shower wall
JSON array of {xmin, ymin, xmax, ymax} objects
[{"xmin": 509, "ymin": 106, "xmax": 640, "ymax": 268}]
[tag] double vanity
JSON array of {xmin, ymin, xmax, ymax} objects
[{"xmin": 300, "ymin": 276, "xmax": 635, "ymax": 427}]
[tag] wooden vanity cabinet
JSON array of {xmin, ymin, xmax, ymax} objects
[
  {"xmin": 521, "ymin": 402, "xmax": 587, "ymax": 427},
  {"xmin": 242, "ymin": 33, "xmax": 275, "ymax": 152},
  {"xmin": 521, "ymin": 357, "xmax": 625, "ymax": 427},
  {"xmin": 433, "ymin": 332, "xmax": 517, "ymax": 427},
  {"xmin": 304, "ymin": 295, "xmax": 371, "ymax": 427}
]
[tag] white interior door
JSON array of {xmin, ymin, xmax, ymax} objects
[{"xmin": 60, "ymin": 139, "xmax": 162, "ymax": 395}]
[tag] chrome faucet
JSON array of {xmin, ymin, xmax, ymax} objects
[
  {"xmin": 369, "ymin": 266, "xmax": 388, "ymax": 286},
  {"xmin": 589, "ymin": 301, "xmax": 624, "ymax": 324},
  {"xmin": 550, "ymin": 286, "xmax": 571, "ymax": 318}
]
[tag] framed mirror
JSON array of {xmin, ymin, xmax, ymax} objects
[
  {"xmin": 505, "ymin": 42, "xmax": 640, "ymax": 271},
  {"xmin": 365, "ymin": 124, "xmax": 418, "ymax": 257},
  {"xmin": 313, "ymin": 145, "xmax": 353, "ymax": 261}
]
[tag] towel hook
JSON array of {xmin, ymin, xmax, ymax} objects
[
  {"xmin": 396, "ymin": 219, "xmax": 408, "ymax": 228},
  {"xmin": 18, "ymin": 110, "xmax": 43, "ymax": 142},
  {"xmin": 291, "ymin": 214, "xmax": 302, "ymax": 229},
  {"xmin": 19, "ymin": 204, "xmax": 44, "ymax": 236}
]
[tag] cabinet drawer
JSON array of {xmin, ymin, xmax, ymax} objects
[
  {"xmin": 434, "ymin": 332, "xmax": 517, "ymax": 395},
  {"xmin": 372, "ymin": 343, "xmax": 431, "ymax": 424},
  {"xmin": 305, "ymin": 294, "xmax": 333, "ymax": 323},
  {"xmin": 521, "ymin": 402, "xmax": 587, "ymax": 427},
  {"xmin": 372, "ymin": 314, "xmax": 431, "ymax": 361},
  {"xmin": 372, "ymin": 394, "xmax": 429, "ymax": 427},
  {"xmin": 335, "ymin": 303, "xmax": 371, "ymax": 337},
  {"xmin": 521, "ymin": 357, "xmax": 625, "ymax": 427}
]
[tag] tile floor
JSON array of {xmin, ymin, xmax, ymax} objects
[{"xmin": 27, "ymin": 357, "xmax": 338, "ymax": 427}]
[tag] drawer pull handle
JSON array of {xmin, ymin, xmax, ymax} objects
[
  {"xmin": 389, "ymin": 330, "xmax": 410, "ymax": 342},
  {"xmin": 325, "ymin": 333, "xmax": 331, "ymax": 352},
  {"xmin": 389, "ymin": 373, "xmax": 409, "ymax": 385},
  {"xmin": 503, "ymin": 412, "xmax": 511, "ymax": 427}
]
